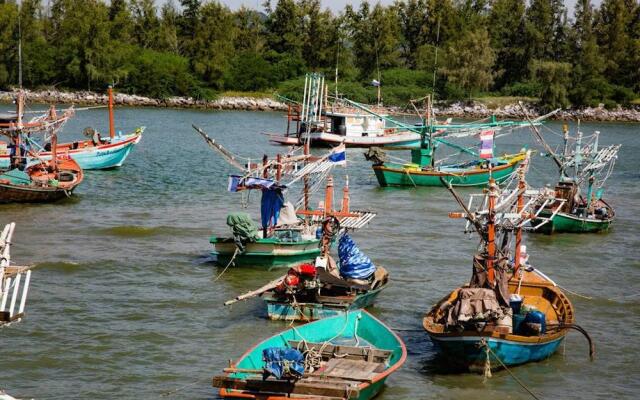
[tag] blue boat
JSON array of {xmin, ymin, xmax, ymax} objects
[
  {"xmin": 423, "ymin": 268, "xmax": 575, "ymax": 371},
  {"xmin": 1, "ymin": 87, "xmax": 143, "ymax": 170},
  {"xmin": 214, "ymin": 310, "xmax": 407, "ymax": 400},
  {"xmin": 424, "ymin": 168, "xmax": 577, "ymax": 372}
]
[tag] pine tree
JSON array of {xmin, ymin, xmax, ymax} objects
[
  {"xmin": 570, "ymin": 0, "xmax": 607, "ymax": 106},
  {"xmin": 441, "ymin": 27, "xmax": 495, "ymax": 97},
  {"xmin": 595, "ymin": 0, "xmax": 635, "ymax": 88},
  {"xmin": 487, "ymin": 0, "xmax": 527, "ymax": 88}
]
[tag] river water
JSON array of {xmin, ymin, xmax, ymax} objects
[{"xmin": 0, "ymin": 106, "xmax": 638, "ymax": 399}]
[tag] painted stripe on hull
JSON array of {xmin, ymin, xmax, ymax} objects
[
  {"xmin": 429, "ymin": 334, "xmax": 565, "ymax": 371},
  {"xmin": 212, "ymin": 240, "xmax": 320, "ymax": 268}
]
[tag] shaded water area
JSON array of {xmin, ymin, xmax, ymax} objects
[{"xmin": 1, "ymin": 106, "xmax": 639, "ymax": 399}]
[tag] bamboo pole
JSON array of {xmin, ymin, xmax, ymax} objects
[
  {"xmin": 487, "ymin": 178, "xmax": 497, "ymax": 286},
  {"xmin": 108, "ymin": 86, "xmax": 115, "ymax": 139}
]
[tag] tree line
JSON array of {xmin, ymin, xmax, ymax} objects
[{"xmin": 0, "ymin": 0, "xmax": 638, "ymax": 109}]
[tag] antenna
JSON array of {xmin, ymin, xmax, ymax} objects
[
  {"xmin": 432, "ymin": 18, "xmax": 440, "ymax": 92},
  {"xmin": 18, "ymin": 13, "xmax": 22, "ymax": 89}
]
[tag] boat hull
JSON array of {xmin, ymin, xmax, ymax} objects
[
  {"xmin": 217, "ymin": 310, "xmax": 407, "ymax": 400},
  {"xmin": 373, "ymin": 156, "xmax": 522, "ymax": 187},
  {"xmin": 0, "ymin": 183, "xmax": 74, "ymax": 203},
  {"xmin": 211, "ymin": 239, "xmax": 320, "ymax": 268},
  {"xmin": 264, "ymin": 283, "xmax": 387, "ymax": 321},
  {"xmin": 1, "ymin": 131, "xmax": 142, "ymax": 170},
  {"xmin": 429, "ymin": 334, "xmax": 565, "ymax": 372},
  {"xmin": 309, "ymin": 131, "xmax": 421, "ymax": 149},
  {"xmin": 532, "ymin": 210, "xmax": 613, "ymax": 234},
  {"xmin": 265, "ymin": 132, "xmax": 421, "ymax": 149}
]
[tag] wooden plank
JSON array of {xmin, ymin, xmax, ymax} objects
[
  {"xmin": 289, "ymin": 340, "xmax": 392, "ymax": 363},
  {"xmin": 212, "ymin": 375, "xmax": 359, "ymax": 398}
]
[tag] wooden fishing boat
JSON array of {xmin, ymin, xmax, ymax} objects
[
  {"xmin": 373, "ymin": 152, "xmax": 526, "ymax": 187},
  {"xmin": 424, "ymin": 268, "xmax": 575, "ymax": 371},
  {"xmin": 211, "ymin": 230, "xmax": 321, "ymax": 268},
  {"xmin": 196, "ymin": 116, "xmax": 375, "ymax": 269},
  {"xmin": 524, "ymin": 119, "xmax": 620, "ymax": 234},
  {"xmin": 225, "ymin": 213, "xmax": 388, "ymax": 321},
  {"xmin": 0, "ymin": 157, "xmax": 83, "ymax": 203},
  {"xmin": 213, "ymin": 310, "xmax": 407, "ymax": 399},
  {"xmin": 423, "ymin": 157, "xmax": 593, "ymax": 373},
  {"xmin": 265, "ymin": 73, "xmax": 421, "ymax": 149},
  {"xmin": 0, "ymin": 87, "xmax": 143, "ymax": 170},
  {"xmin": 1, "ymin": 223, "xmax": 33, "ymax": 326},
  {"xmin": 0, "ymin": 92, "xmax": 83, "ymax": 203}
]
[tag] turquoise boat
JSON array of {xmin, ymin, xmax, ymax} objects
[
  {"xmin": 214, "ymin": 310, "xmax": 407, "ymax": 400},
  {"xmin": 1, "ymin": 86, "xmax": 143, "ymax": 171}
]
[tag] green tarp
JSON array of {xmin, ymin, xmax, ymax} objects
[
  {"xmin": 0, "ymin": 169, "xmax": 31, "ymax": 185},
  {"xmin": 226, "ymin": 212, "xmax": 260, "ymax": 242}
]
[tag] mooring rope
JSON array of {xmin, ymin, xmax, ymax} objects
[
  {"xmin": 213, "ymin": 247, "xmax": 240, "ymax": 282},
  {"xmin": 479, "ymin": 338, "xmax": 542, "ymax": 400}
]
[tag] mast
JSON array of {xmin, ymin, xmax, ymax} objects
[
  {"xmin": 49, "ymin": 105, "xmax": 58, "ymax": 172},
  {"xmin": 513, "ymin": 167, "xmax": 526, "ymax": 275},
  {"xmin": 519, "ymin": 102, "xmax": 563, "ymax": 170},
  {"xmin": 108, "ymin": 85, "xmax": 116, "ymax": 139},
  {"xmin": 486, "ymin": 178, "xmax": 497, "ymax": 286},
  {"xmin": 18, "ymin": 16, "xmax": 22, "ymax": 89}
]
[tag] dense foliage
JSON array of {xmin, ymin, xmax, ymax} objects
[{"xmin": 0, "ymin": 0, "xmax": 638, "ymax": 108}]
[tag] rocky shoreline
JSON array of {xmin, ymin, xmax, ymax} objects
[{"xmin": 1, "ymin": 89, "xmax": 639, "ymax": 122}]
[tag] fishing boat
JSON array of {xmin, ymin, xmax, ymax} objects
[
  {"xmin": 265, "ymin": 73, "xmax": 421, "ymax": 149},
  {"xmin": 361, "ymin": 97, "xmax": 544, "ymax": 188},
  {"xmin": 225, "ymin": 207, "xmax": 387, "ymax": 321},
  {"xmin": 0, "ymin": 92, "xmax": 84, "ymax": 203},
  {"xmin": 1, "ymin": 223, "xmax": 32, "ymax": 326},
  {"xmin": 0, "ymin": 87, "xmax": 144, "ymax": 170},
  {"xmin": 524, "ymin": 117, "xmax": 620, "ymax": 234},
  {"xmin": 196, "ymin": 84, "xmax": 376, "ymax": 269},
  {"xmin": 423, "ymin": 156, "xmax": 594, "ymax": 373},
  {"xmin": 213, "ymin": 310, "xmax": 406, "ymax": 399}
]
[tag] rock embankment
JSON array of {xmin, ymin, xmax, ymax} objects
[
  {"xmin": 432, "ymin": 101, "xmax": 640, "ymax": 122},
  {"xmin": 1, "ymin": 89, "xmax": 639, "ymax": 122},
  {"xmin": 0, "ymin": 89, "xmax": 288, "ymax": 112}
]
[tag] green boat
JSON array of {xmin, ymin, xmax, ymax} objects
[
  {"xmin": 344, "ymin": 98, "xmax": 540, "ymax": 188},
  {"xmin": 373, "ymin": 151, "xmax": 526, "ymax": 187},
  {"xmin": 211, "ymin": 229, "xmax": 321, "ymax": 268},
  {"xmin": 213, "ymin": 310, "xmax": 407, "ymax": 400},
  {"xmin": 526, "ymin": 121, "xmax": 620, "ymax": 234}
]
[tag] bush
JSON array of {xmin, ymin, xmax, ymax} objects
[
  {"xmin": 500, "ymin": 82, "xmax": 542, "ymax": 97},
  {"xmin": 124, "ymin": 49, "xmax": 210, "ymax": 99},
  {"xmin": 610, "ymin": 85, "xmax": 636, "ymax": 105},
  {"xmin": 225, "ymin": 51, "xmax": 276, "ymax": 92}
]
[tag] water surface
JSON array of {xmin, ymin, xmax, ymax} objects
[{"xmin": 1, "ymin": 106, "xmax": 638, "ymax": 399}]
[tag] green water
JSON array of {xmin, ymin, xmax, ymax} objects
[{"xmin": 1, "ymin": 107, "xmax": 638, "ymax": 399}]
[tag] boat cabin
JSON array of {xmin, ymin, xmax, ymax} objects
[{"xmin": 325, "ymin": 110, "xmax": 387, "ymax": 138}]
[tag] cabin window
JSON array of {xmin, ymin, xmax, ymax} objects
[{"xmin": 331, "ymin": 116, "xmax": 346, "ymax": 135}]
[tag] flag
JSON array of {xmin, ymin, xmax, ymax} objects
[
  {"xmin": 228, "ymin": 175, "xmax": 242, "ymax": 192},
  {"xmin": 328, "ymin": 143, "xmax": 346, "ymax": 166},
  {"xmin": 370, "ymin": 79, "xmax": 381, "ymax": 87},
  {"xmin": 479, "ymin": 130, "xmax": 494, "ymax": 159}
]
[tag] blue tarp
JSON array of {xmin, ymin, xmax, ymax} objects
[
  {"xmin": 338, "ymin": 234, "xmax": 376, "ymax": 280},
  {"xmin": 262, "ymin": 347, "xmax": 305, "ymax": 380},
  {"xmin": 261, "ymin": 189, "xmax": 284, "ymax": 228}
]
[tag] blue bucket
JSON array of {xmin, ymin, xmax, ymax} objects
[{"xmin": 509, "ymin": 294, "xmax": 523, "ymax": 315}]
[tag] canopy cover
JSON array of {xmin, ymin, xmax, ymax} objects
[{"xmin": 338, "ymin": 234, "xmax": 376, "ymax": 279}]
